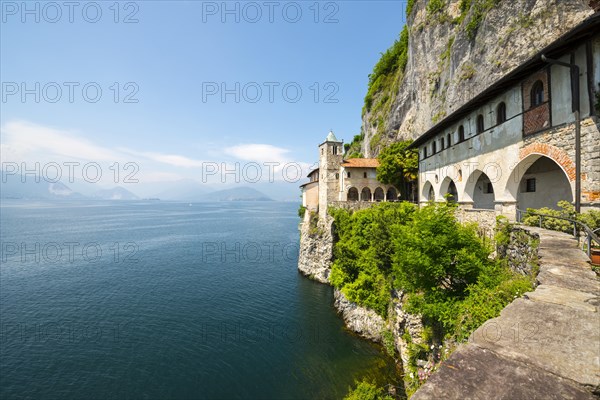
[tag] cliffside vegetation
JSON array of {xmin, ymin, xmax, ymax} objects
[
  {"xmin": 522, "ymin": 200, "xmax": 600, "ymax": 233},
  {"xmin": 330, "ymin": 202, "xmax": 535, "ymax": 394},
  {"xmin": 361, "ymin": 0, "xmax": 507, "ymax": 153},
  {"xmin": 376, "ymin": 140, "xmax": 418, "ymax": 201}
]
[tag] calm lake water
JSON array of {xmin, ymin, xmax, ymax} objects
[{"xmin": 0, "ymin": 201, "xmax": 398, "ymax": 399}]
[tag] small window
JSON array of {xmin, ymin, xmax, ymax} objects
[
  {"xmin": 446, "ymin": 133, "xmax": 451, "ymax": 147},
  {"xmin": 363, "ymin": 172, "xmax": 367, "ymax": 178},
  {"xmin": 335, "ymin": 173, "xmax": 339, "ymax": 180},
  {"xmin": 458, "ymin": 125, "xmax": 465, "ymax": 142},
  {"xmin": 526, "ymin": 178, "xmax": 536, "ymax": 193},
  {"xmin": 531, "ymin": 81, "xmax": 544, "ymax": 107},
  {"xmin": 485, "ymin": 182, "xmax": 494, "ymax": 194},
  {"xmin": 423, "ymin": 147, "xmax": 428, "ymax": 158},
  {"xmin": 440, "ymin": 137, "xmax": 445, "ymax": 150},
  {"xmin": 432, "ymin": 141, "xmax": 437, "ymax": 154},
  {"xmin": 321, "ymin": 148, "xmax": 324, "ymax": 155},
  {"xmin": 347, "ymin": 172, "xmax": 351, "ymax": 178},
  {"xmin": 497, "ymin": 102, "xmax": 506, "ymax": 125},
  {"xmin": 333, "ymin": 146, "xmax": 337, "ymax": 155},
  {"xmin": 476, "ymin": 114, "xmax": 485, "ymax": 134}
]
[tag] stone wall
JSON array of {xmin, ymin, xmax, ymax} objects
[
  {"xmin": 455, "ymin": 208, "xmax": 497, "ymax": 240},
  {"xmin": 497, "ymin": 225, "xmax": 540, "ymax": 276}
]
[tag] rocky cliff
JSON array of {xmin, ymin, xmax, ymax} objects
[{"xmin": 361, "ymin": 0, "xmax": 596, "ymax": 157}]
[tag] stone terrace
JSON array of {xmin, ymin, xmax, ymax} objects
[{"xmin": 413, "ymin": 227, "xmax": 600, "ymax": 400}]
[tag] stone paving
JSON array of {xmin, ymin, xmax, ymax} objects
[{"xmin": 413, "ymin": 227, "xmax": 600, "ymax": 400}]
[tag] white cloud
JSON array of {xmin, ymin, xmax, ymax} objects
[{"xmin": 224, "ymin": 144, "xmax": 291, "ymax": 164}]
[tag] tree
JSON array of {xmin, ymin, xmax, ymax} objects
[{"xmin": 376, "ymin": 141, "xmax": 418, "ymax": 201}]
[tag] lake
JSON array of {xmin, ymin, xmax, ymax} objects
[{"xmin": 0, "ymin": 201, "xmax": 398, "ymax": 399}]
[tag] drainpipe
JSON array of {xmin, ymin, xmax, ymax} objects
[{"xmin": 541, "ymin": 54, "xmax": 581, "ymax": 213}]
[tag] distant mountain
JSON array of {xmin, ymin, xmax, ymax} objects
[
  {"xmin": 153, "ymin": 180, "xmax": 207, "ymax": 201},
  {"xmin": 0, "ymin": 171, "xmax": 141, "ymax": 201},
  {"xmin": 205, "ymin": 187, "xmax": 273, "ymax": 202},
  {"xmin": 92, "ymin": 186, "xmax": 139, "ymax": 200},
  {"xmin": 0, "ymin": 171, "xmax": 86, "ymax": 199}
]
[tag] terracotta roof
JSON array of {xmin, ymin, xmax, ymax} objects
[{"xmin": 341, "ymin": 158, "xmax": 380, "ymax": 168}]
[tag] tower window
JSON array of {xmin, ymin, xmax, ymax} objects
[
  {"xmin": 446, "ymin": 133, "xmax": 451, "ymax": 147},
  {"xmin": 347, "ymin": 172, "xmax": 351, "ymax": 178},
  {"xmin": 333, "ymin": 146, "xmax": 337, "ymax": 155},
  {"xmin": 423, "ymin": 147, "xmax": 428, "ymax": 158},
  {"xmin": 458, "ymin": 125, "xmax": 465, "ymax": 142},
  {"xmin": 476, "ymin": 114, "xmax": 485, "ymax": 134},
  {"xmin": 440, "ymin": 137, "xmax": 445, "ymax": 150},
  {"xmin": 432, "ymin": 141, "xmax": 437, "ymax": 154},
  {"xmin": 497, "ymin": 102, "xmax": 506, "ymax": 124},
  {"xmin": 336, "ymin": 173, "xmax": 339, "ymax": 180},
  {"xmin": 531, "ymin": 81, "xmax": 544, "ymax": 108},
  {"xmin": 363, "ymin": 172, "xmax": 367, "ymax": 178}
]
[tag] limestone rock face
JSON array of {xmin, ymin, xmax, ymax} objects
[
  {"xmin": 297, "ymin": 213, "xmax": 334, "ymax": 284},
  {"xmin": 362, "ymin": 0, "xmax": 594, "ymax": 157},
  {"xmin": 391, "ymin": 290, "xmax": 425, "ymax": 368},
  {"xmin": 333, "ymin": 289, "xmax": 386, "ymax": 342}
]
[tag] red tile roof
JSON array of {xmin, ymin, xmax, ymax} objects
[{"xmin": 341, "ymin": 158, "xmax": 380, "ymax": 168}]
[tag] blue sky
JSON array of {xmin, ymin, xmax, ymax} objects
[{"xmin": 1, "ymin": 1, "xmax": 406, "ymax": 199}]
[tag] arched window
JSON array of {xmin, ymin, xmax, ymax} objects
[
  {"xmin": 531, "ymin": 80, "xmax": 544, "ymax": 107},
  {"xmin": 476, "ymin": 114, "xmax": 485, "ymax": 134},
  {"xmin": 446, "ymin": 133, "xmax": 451, "ymax": 147},
  {"xmin": 458, "ymin": 125, "xmax": 465, "ymax": 142},
  {"xmin": 497, "ymin": 102, "xmax": 506, "ymax": 125}
]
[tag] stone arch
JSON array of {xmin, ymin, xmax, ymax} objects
[
  {"xmin": 360, "ymin": 187, "xmax": 372, "ymax": 202},
  {"xmin": 347, "ymin": 187, "xmax": 359, "ymax": 201},
  {"xmin": 374, "ymin": 187, "xmax": 385, "ymax": 202},
  {"xmin": 440, "ymin": 177, "xmax": 458, "ymax": 203},
  {"xmin": 518, "ymin": 143, "xmax": 576, "ymax": 181},
  {"xmin": 422, "ymin": 181, "xmax": 435, "ymax": 201},
  {"xmin": 386, "ymin": 187, "xmax": 398, "ymax": 201},
  {"xmin": 505, "ymin": 154, "xmax": 574, "ymax": 210},
  {"xmin": 464, "ymin": 170, "xmax": 496, "ymax": 210}
]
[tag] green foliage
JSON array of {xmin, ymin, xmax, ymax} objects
[
  {"xmin": 297, "ymin": 205, "xmax": 306, "ymax": 219},
  {"xmin": 580, "ymin": 209, "xmax": 600, "ymax": 231},
  {"xmin": 406, "ymin": 0, "xmax": 417, "ymax": 18},
  {"xmin": 381, "ymin": 329, "xmax": 395, "ymax": 357},
  {"xmin": 392, "ymin": 204, "xmax": 492, "ymax": 302},
  {"xmin": 330, "ymin": 203, "xmax": 417, "ymax": 318},
  {"xmin": 462, "ymin": 0, "xmax": 501, "ymax": 40},
  {"xmin": 452, "ymin": 264, "xmax": 532, "ymax": 341},
  {"xmin": 522, "ymin": 201, "xmax": 576, "ymax": 233},
  {"xmin": 345, "ymin": 133, "xmax": 364, "ymax": 157},
  {"xmin": 495, "ymin": 216, "xmax": 512, "ymax": 247},
  {"xmin": 426, "ymin": 0, "xmax": 445, "ymax": 16},
  {"xmin": 522, "ymin": 201, "xmax": 600, "ymax": 234},
  {"xmin": 344, "ymin": 380, "xmax": 393, "ymax": 400},
  {"xmin": 331, "ymin": 202, "xmax": 536, "ymax": 392},
  {"xmin": 376, "ymin": 141, "xmax": 418, "ymax": 200},
  {"xmin": 364, "ymin": 26, "xmax": 409, "ymax": 113}
]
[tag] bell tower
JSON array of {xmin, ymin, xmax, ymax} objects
[{"xmin": 318, "ymin": 131, "xmax": 343, "ymax": 218}]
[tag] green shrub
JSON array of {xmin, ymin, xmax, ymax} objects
[
  {"xmin": 522, "ymin": 201, "xmax": 577, "ymax": 233},
  {"xmin": 344, "ymin": 380, "xmax": 393, "ymax": 400},
  {"xmin": 381, "ymin": 329, "xmax": 395, "ymax": 357},
  {"xmin": 298, "ymin": 205, "xmax": 306, "ymax": 219}
]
